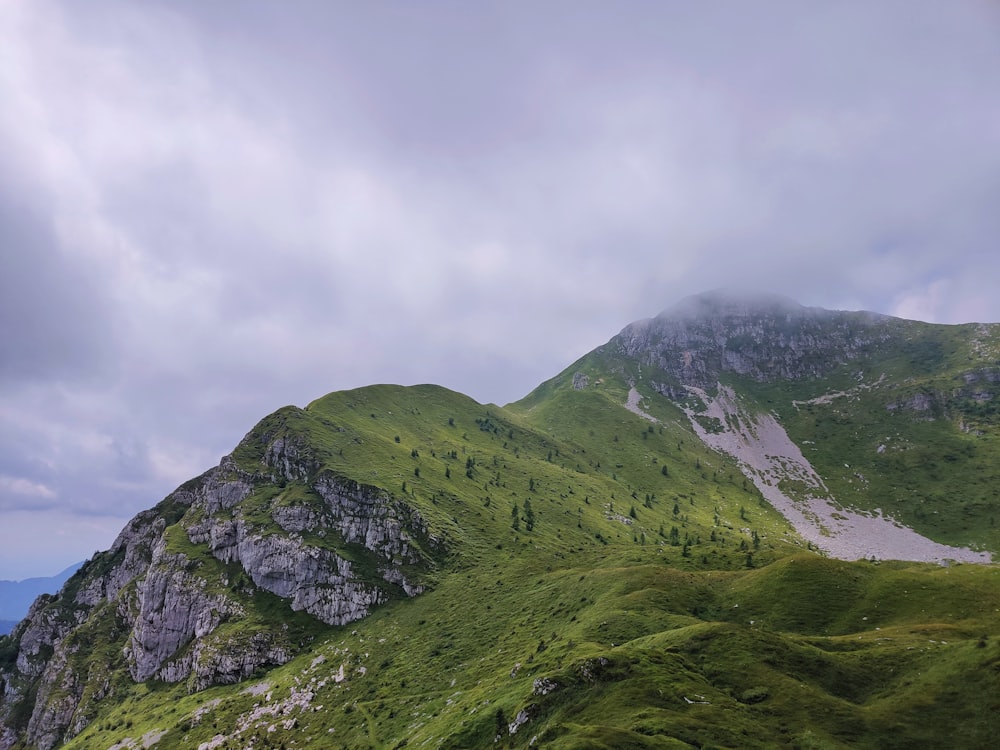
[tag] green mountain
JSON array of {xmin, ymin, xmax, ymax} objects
[{"xmin": 2, "ymin": 291, "xmax": 999, "ymax": 749}]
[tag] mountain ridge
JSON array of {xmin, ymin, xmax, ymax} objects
[{"xmin": 2, "ymin": 291, "xmax": 999, "ymax": 749}]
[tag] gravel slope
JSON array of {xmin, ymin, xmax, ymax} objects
[{"xmin": 628, "ymin": 386, "xmax": 993, "ymax": 564}]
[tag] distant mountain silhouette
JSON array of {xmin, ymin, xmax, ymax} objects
[{"xmin": 0, "ymin": 562, "xmax": 83, "ymax": 633}]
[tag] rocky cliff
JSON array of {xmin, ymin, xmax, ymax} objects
[
  {"xmin": 0, "ymin": 411, "xmax": 438, "ymax": 750},
  {"xmin": 612, "ymin": 290, "xmax": 896, "ymax": 393}
]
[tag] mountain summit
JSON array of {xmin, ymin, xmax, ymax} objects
[
  {"xmin": 616, "ymin": 289, "xmax": 893, "ymax": 388},
  {"xmin": 3, "ymin": 293, "xmax": 1000, "ymax": 749}
]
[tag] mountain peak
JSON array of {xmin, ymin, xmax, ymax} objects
[{"xmin": 610, "ymin": 290, "xmax": 901, "ymax": 390}]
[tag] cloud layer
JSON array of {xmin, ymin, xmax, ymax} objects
[{"xmin": 2, "ymin": 0, "xmax": 998, "ymax": 578}]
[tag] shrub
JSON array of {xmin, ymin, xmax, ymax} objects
[{"xmin": 739, "ymin": 687, "xmax": 770, "ymax": 704}]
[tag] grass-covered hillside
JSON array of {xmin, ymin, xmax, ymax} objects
[
  {"xmin": 535, "ymin": 294, "xmax": 1000, "ymax": 557},
  {"xmin": 15, "ymin": 380, "xmax": 993, "ymax": 750},
  {"xmin": 4, "ymin": 295, "xmax": 1000, "ymax": 749},
  {"xmin": 57, "ymin": 551, "xmax": 1000, "ymax": 750}
]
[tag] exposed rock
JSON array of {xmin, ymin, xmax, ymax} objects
[
  {"xmin": 164, "ymin": 631, "xmax": 294, "ymax": 692},
  {"xmin": 0, "ymin": 426, "xmax": 437, "ymax": 749},
  {"xmin": 508, "ymin": 706, "xmax": 535, "ymax": 735},
  {"xmin": 679, "ymin": 383, "xmax": 992, "ymax": 564},
  {"xmin": 961, "ymin": 367, "xmax": 1000, "ymax": 384},
  {"xmin": 126, "ymin": 540, "xmax": 236, "ymax": 682},
  {"xmin": 576, "ymin": 656, "xmax": 611, "ymax": 683},
  {"xmin": 189, "ymin": 471, "xmax": 428, "ymax": 625},
  {"xmin": 614, "ymin": 291, "xmax": 893, "ymax": 391},
  {"xmin": 532, "ymin": 676, "xmax": 560, "ymax": 695},
  {"xmin": 311, "ymin": 473, "xmax": 427, "ymax": 566},
  {"xmin": 25, "ymin": 651, "xmax": 83, "ymax": 750},
  {"xmin": 886, "ymin": 392, "xmax": 936, "ymax": 414},
  {"xmin": 13, "ymin": 598, "xmax": 71, "ymax": 680}
]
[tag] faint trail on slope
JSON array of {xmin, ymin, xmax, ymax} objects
[
  {"xmin": 790, "ymin": 374, "xmax": 887, "ymax": 409},
  {"xmin": 678, "ymin": 384, "xmax": 992, "ymax": 564}
]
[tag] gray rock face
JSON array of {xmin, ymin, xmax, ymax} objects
[
  {"xmin": 24, "ymin": 642, "xmax": 79, "ymax": 750},
  {"xmin": 311, "ymin": 473, "xmax": 427, "ymax": 566},
  {"xmin": 73, "ymin": 510, "xmax": 169, "ymax": 608},
  {"xmin": 153, "ymin": 627, "xmax": 293, "ymax": 692},
  {"xmin": 886, "ymin": 391, "xmax": 938, "ymax": 415},
  {"xmin": 614, "ymin": 291, "xmax": 893, "ymax": 389},
  {"xmin": 0, "ymin": 426, "xmax": 437, "ymax": 750},
  {"xmin": 200, "ymin": 459, "xmax": 254, "ymax": 514},
  {"xmin": 126, "ymin": 539, "xmax": 235, "ymax": 682},
  {"xmin": 13, "ymin": 600, "xmax": 70, "ymax": 681},
  {"xmin": 202, "ymin": 519, "xmax": 383, "ymax": 624}
]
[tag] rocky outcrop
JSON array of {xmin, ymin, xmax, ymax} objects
[
  {"xmin": 72, "ymin": 508, "xmax": 172, "ymax": 608},
  {"xmin": 886, "ymin": 391, "xmax": 938, "ymax": 415},
  {"xmin": 126, "ymin": 540, "xmax": 237, "ymax": 682},
  {"xmin": 0, "ymin": 420, "xmax": 438, "ymax": 750},
  {"xmin": 313, "ymin": 475, "xmax": 422, "ymax": 558},
  {"xmin": 613, "ymin": 291, "xmax": 894, "ymax": 390},
  {"xmin": 24, "ymin": 642, "xmax": 80, "ymax": 750},
  {"xmin": 197, "ymin": 519, "xmax": 385, "ymax": 624},
  {"xmin": 0, "ymin": 496, "xmax": 181, "ymax": 749},
  {"xmin": 954, "ymin": 367, "xmax": 1000, "ymax": 406},
  {"xmin": 180, "ymin": 631, "xmax": 293, "ymax": 692}
]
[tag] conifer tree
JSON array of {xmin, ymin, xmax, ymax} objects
[{"xmin": 524, "ymin": 499, "xmax": 535, "ymax": 531}]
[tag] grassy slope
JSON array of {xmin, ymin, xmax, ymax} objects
[
  {"xmin": 61, "ymin": 555, "xmax": 1000, "ymax": 750},
  {"xmin": 39, "ymin": 381, "xmax": 1000, "ymax": 749}
]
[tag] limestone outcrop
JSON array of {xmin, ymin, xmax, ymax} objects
[
  {"xmin": 613, "ymin": 291, "xmax": 894, "ymax": 389},
  {"xmin": 0, "ymin": 420, "xmax": 437, "ymax": 750}
]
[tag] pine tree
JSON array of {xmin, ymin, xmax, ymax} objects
[
  {"xmin": 523, "ymin": 499, "xmax": 535, "ymax": 531},
  {"xmin": 511, "ymin": 501, "xmax": 520, "ymax": 531}
]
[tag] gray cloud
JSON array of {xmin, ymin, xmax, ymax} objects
[
  {"xmin": 1, "ymin": 0, "xmax": 998, "ymax": 578},
  {"xmin": 0, "ymin": 174, "xmax": 115, "ymax": 384}
]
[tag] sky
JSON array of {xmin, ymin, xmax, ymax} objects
[{"xmin": 2, "ymin": 0, "xmax": 999, "ymax": 581}]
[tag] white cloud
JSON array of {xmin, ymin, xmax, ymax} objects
[{"xmin": 0, "ymin": 476, "xmax": 56, "ymax": 500}]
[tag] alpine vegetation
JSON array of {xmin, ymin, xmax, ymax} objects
[{"xmin": 3, "ymin": 291, "xmax": 999, "ymax": 749}]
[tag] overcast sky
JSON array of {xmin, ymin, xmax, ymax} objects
[{"xmin": 2, "ymin": 0, "xmax": 999, "ymax": 581}]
